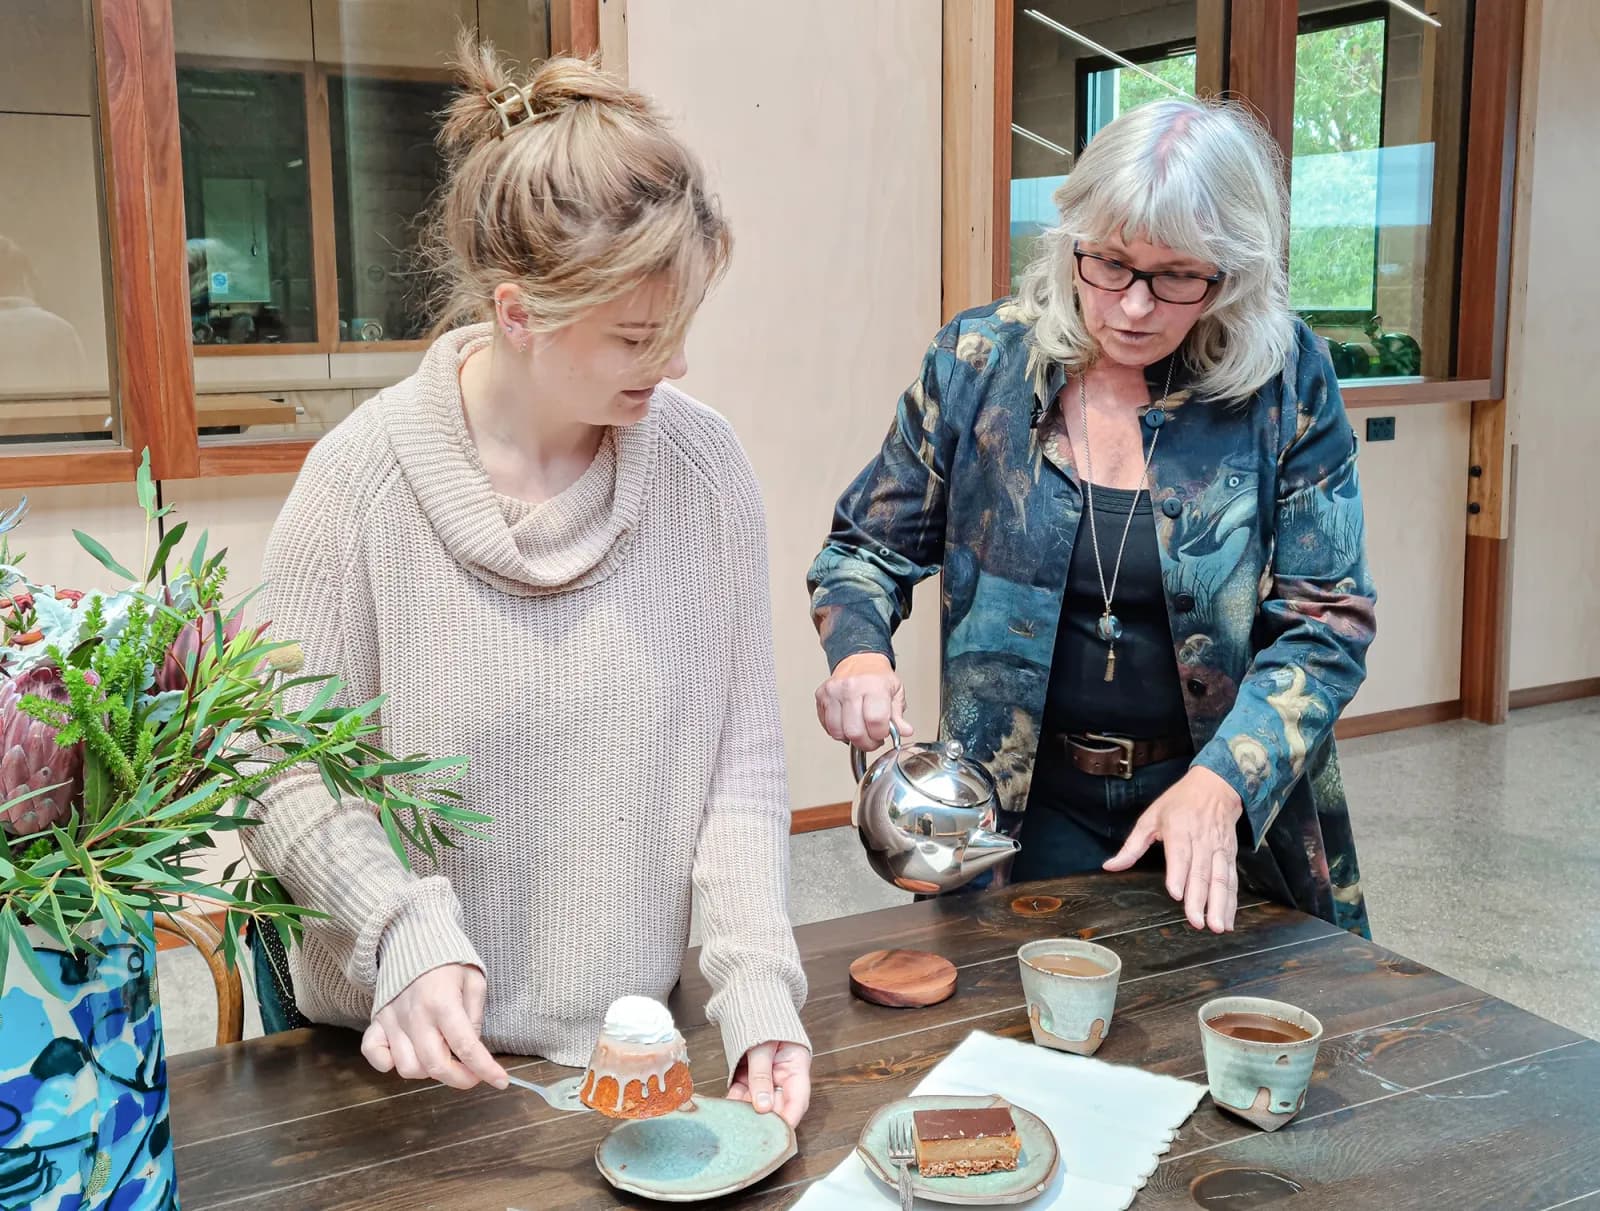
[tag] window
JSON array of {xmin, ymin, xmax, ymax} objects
[
  {"xmin": 179, "ymin": 67, "xmax": 318, "ymax": 348},
  {"xmin": 328, "ymin": 74, "xmax": 455, "ymax": 345},
  {"xmin": 1009, "ymin": 3, "xmax": 1213, "ymax": 294},
  {"xmin": 1079, "ymin": 43, "xmax": 1198, "ymax": 149},
  {"xmin": 1291, "ymin": 1, "xmax": 1471, "ymax": 380},
  {"xmin": 170, "ymin": 2, "xmax": 550, "ymax": 443},
  {"xmin": 0, "ymin": 1, "xmax": 597, "ymax": 484}
]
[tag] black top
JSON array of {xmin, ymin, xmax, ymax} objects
[{"xmin": 1041, "ymin": 483, "xmax": 1189, "ymax": 739}]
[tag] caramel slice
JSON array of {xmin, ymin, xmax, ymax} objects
[{"xmin": 912, "ymin": 1105, "xmax": 1022, "ymax": 1177}]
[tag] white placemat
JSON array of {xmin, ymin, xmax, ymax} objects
[{"xmin": 794, "ymin": 1030, "xmax": 1205, "ymax": 1210}]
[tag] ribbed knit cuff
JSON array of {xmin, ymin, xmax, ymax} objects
[
  {"xmin": 368, "ymin": 876, "xmax": 484, "ymax": 1016},
  {"xmin": 715, "ymin": 979, "xmax": 812, "ymax": 1083}
]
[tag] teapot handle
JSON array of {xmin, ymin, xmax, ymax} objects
[{"xmin": 850, "ymin": 720, "xmax": 903, "ymax": 782}]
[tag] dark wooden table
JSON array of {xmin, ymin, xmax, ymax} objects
[{"xmin": 168, "ymin": 872, "xmax": 1600, "ymax": 1209}]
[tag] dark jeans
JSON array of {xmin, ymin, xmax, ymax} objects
[{"xmin": 1009, "ymin": 752, "xmax": 1192, "ymax": 882}]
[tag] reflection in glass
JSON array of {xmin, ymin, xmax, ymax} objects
[
  {"xmin": 1009, "ymin": 3, "xmax": 1206, "ymax": 294},
  {"xmin": 168, "ymin": 1, "xmax": 553, "ymax": 440},
  {"xmin": 1291, "ymin": 1, "xmax": 1470, "ymax": 380},
  {"xmin": 0, "ymin": 1, "xmax": 118, "ymax": 445},
  {"xmin": 329, "ymin": 75, "xmax": 455, "ymax": 344},
  {"xmin": 178, "ymin": 68, "xmax": 318, "ymax": 346}
]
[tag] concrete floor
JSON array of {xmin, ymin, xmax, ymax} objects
[{"xmin": 155, "ymin": 698, "xmax": 1600, "ymax": 1055}]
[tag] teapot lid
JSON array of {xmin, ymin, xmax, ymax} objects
[{"xmin": 893, "ymin": 740, "xmax": 995, "ymax": 808}]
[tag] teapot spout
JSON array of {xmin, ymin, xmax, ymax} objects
[{"xmin": 961, "ymin": 827, "xmax": 1021, "ymax": 875}]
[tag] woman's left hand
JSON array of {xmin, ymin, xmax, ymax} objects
[
  {"xmin": 727, "ymin": 1041, "xmax": 812, "ymax": 1128},
  {"xmin": 1102, "ymin": 766, "xmax": 1245, "ymax": 933}
]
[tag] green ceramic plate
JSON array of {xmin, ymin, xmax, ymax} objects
[
  {"xmin": 857, "ymin": 1095, "xmax": 1060, "ymax": 1206},
  {"xmin": 595, "ymin": 1096, "xmax": 797, "ymax": 1202}
]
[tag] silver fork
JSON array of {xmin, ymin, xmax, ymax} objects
[
  {"xmin": 503, "ymin": 1073, "xmax": 592, "ymax": 1113},
  {"xmin": 886, "ymin": 1114, "xmax": 916, "ymax": 1210}
]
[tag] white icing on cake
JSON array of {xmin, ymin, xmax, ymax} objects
[{"xmin": 601, "ymin": 996, "xmax": 678, "ymax": 1045}]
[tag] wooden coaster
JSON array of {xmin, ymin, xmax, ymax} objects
[{"xmin": 848, "ymin": 949, "xmax": 957, "ymax": 1008}]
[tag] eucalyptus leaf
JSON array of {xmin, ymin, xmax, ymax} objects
[
  {"xmin": 82, "ymin": 751, "xmax": 113, "ymax": 826},
  {"xmin": 189, "ymin": 530, "xmax": 209, "ymax": 580},
  {"xmin": 73, "ymin": 531, "xmax": 135, "ymax": 582},
  {"xmin": 135, "ymin": 449, "xmax": 156, "ymax": 515},
  {"xmin": 1, "ymin": 908, "xmax": 56, "ymax": 991},
  {"xmin": 144, "ymin": 520, "xmax": 188, "ymax": 586}
]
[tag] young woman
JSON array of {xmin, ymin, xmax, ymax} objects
[{"xmin": 251, "ymin": 42, "xmax": 811, "ymax": 1126}]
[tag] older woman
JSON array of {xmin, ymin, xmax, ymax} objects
[{"xmin": 809, "ymin": 98, "xmax": 1374, "ymax": 937}]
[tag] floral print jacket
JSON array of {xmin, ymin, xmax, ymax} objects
[{"xmin": 808, "ymin": 300, "xmax": 1376, "ymax": 936}]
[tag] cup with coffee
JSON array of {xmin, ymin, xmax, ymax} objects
[
  {"xmin": 1198, "ymin": 996, "xmax": 1324, "ymax": 1131},
  {"xmin": 1017, "ymin": 939, "xmax": 1121, "ymax": 1056}
]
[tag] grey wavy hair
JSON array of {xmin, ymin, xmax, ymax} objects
[{"xmin": 1016, "ymin": 96, "xmax": 1295, "ymax": 403}]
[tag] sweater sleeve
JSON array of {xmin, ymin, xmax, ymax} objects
[
  {"xmin": 245, "ymin": 453, "xmax": 483, "ymax": 1017},
  {"xmin": 692, "ymin": 437, "xmax": 811, "ymax": 1078}
]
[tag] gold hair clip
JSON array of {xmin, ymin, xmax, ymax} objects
[{"xmin": 486, "ymin": 82, "xmax": 535, "ymax": 135}]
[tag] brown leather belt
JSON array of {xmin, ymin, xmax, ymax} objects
[{"xmin": 1058, "ymin": 732, "xmax": 1192, "ymax": 780}]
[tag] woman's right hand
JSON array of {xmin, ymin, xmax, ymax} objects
[
  {"xmin": 815, "ymin": 652, "xmax": 913, "ymax": 751},
  {"xmin": 362, "ymin": 963, "xmax": 510, "ymax": 1091}
]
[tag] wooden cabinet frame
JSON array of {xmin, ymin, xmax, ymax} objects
[{"xmin": 0, "ymin": 0, "xmax": 598, "ymax": 489}]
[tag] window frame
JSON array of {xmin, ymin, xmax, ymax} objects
[
  {"xmin": 979, "ymin": 0, "xmax": 1513, "ymax": 408},
  {"xmin": 175, "ymin": 54, "xmax": 450, "ymax": 361},
  {"xmin": 1073, "ymin": 36, "xmax": 1201, "ymax": 154},
  {"xmin": 0, "ymin": 0, "xmax": 598, "ymax": 489}
]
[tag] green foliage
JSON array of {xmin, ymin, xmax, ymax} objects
[
  {"xmin": 1289, "ymin": 19, "xmax": 1386, "ymax": 313},
  {"xmin": 0, "ymin": 454, "xmax": 482, "ymax": 994},
  {"xmin": 1110, "ymin": 54, "xmax": 1196, "ymax": 116}
]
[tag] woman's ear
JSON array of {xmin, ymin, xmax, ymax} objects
[{"xmin": 492, "ymin": 283, "xmax": 533, "ymax": 354}]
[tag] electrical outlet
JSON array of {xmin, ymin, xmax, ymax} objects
[{"xmin": 1365, "ymin": 416, "xmax": 1396, "ymax": 442}]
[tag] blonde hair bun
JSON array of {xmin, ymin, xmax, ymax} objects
[{"xmin": 423, "ymin": 32, "xmax": 730, "ymax": 363}]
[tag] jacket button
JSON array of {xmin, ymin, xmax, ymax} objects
[
  {"xmin": 1186, "ymin": 677, "xmax": 1208, "ymax": 696},
  {"xmin": 1161, "ymin": 497, "xmax": 1183, "ymax": 519},
  {"xmin": 1174, "ymin": 592, "xmax": 1196, "ymax": 612},
  {"xmin": 1143, "ymin": 408, "xmax": 1167, "ymax": 429}
]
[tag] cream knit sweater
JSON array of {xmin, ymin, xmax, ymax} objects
[{"xmin": 248, "ymin": 324, "xmax": 809, "ymax": 1074}]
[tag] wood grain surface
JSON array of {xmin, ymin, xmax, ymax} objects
[{"xmin": 168, "ymin": 872, "xmax": 1599, "ymax": 1209}]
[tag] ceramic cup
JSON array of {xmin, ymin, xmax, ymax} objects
[
  {"xmin": 1017, "ymin": 939, "xmax": 1121, "ymax": 1056},
  {"xmin": 1199, "ymin": 996, "xmax": 1324, "ymax": 1132}
]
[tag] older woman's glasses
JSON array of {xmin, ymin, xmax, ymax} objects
[{"xmin": 1073, "ymin": 243, "xmax": 1222, "ymax": 305}]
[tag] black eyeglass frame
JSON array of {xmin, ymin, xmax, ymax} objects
[{"xmin": 1072, "ymin": 242, "xmax": 1224, "ymax": 305}]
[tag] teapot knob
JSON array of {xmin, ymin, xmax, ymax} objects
[{"xmin": 942, "ymin": 739, "xmax": 965, "ymax": 764}]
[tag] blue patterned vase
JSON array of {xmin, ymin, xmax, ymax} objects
[{"xmin": 0, "ymin": 919, "xmax": 177, "ymax": 1209}]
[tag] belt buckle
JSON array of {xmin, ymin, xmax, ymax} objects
[{"xmin": 1085, "ymin": 733, "xmax": 1135, "ymax": 780}]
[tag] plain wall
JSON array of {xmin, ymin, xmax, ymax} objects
[
  {"xmin": 1505, "ymin": 0, "xmax": 1600, "ymax": 692},
  {"xmin": 622, "ymin": 0, "xmax": 946, "ymax": 811}
]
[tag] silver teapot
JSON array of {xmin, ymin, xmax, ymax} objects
[{"xmin": 850, "ymin": 725, "xmax": 1020, "ymax": 894}]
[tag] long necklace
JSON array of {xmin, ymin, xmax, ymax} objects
[{"xmin": 1079, "ymin": 359, "xmax": 1173, "ymax": 682}]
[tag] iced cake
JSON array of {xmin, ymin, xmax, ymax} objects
[{"xmin": 578, "ymin": 996, "xmax": 693, "ymax": 1119}]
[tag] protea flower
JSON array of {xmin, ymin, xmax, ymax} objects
[
  {"xmin": 158, "ymin": 612, "xmax": 245, "ymax": 694},
  {"xmin": 0, "ymin": 666, "xmax": 84, "ymax": 837}
]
